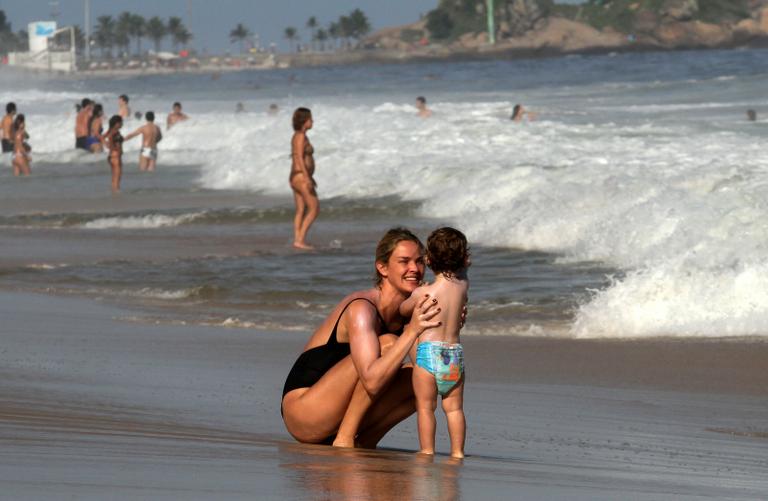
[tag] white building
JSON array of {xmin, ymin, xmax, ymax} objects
[{"xmin": 7, "ymin": 21, "xmax": 77, "ymax": 73}]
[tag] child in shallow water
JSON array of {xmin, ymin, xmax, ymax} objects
[{"xmin": 400, "ymin": 227, "xmax": 470, "ymax": 458}]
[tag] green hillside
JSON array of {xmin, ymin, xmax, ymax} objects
[{"xmin": 425, "ymin": 0, "xmax": 753, "ymax": 41}]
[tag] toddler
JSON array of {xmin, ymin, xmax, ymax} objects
[{"xmin": 400, "ymin": 227, "xmax": 470, "ymax": 458}]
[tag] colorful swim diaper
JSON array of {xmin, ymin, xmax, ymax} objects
[{"xmin": 416, "ymin": 341, "xmax": 464, "ymax": 396}]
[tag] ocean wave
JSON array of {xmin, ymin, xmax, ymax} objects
[{"xmin": 82, "ymin": 213, "xmax": 204, "ymax": 229}]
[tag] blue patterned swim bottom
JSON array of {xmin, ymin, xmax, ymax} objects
[{"xmin": 415, "ymin": 341, "xmax": 464, "ymax": 396}]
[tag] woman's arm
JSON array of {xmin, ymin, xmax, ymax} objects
[{"xmin": 349, "ymin": 295, "xmax": 439, "ymax": 396}]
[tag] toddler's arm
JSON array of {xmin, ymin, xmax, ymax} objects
[{"xmin": 399, "ymin": 288, "xmax": 426, "ymax": 318}]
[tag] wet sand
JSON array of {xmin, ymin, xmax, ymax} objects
[{"xmin": 1, "ymin": 290, "xmax": 766, "ymax": 500}]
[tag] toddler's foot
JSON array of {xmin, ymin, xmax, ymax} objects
[{"xmin": 450, "ymin": 451, "xmax": 465, "ymax": 459}]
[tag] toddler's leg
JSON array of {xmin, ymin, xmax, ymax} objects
[
  {"xmin": 412, "ymin": 365, "xmax": 438, "ymax": 454},
  {"xmin": 441, "ymin": 377, "xmax": 465, "ymax": 458}
]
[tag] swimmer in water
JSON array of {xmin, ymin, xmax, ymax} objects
[
  {"xmin": 416, "ymin": 96, "xmax": 432, "ymax": 118},
  {"xmin": 124, "ymin": 111, "xmax": 162, "ymax": 172},
  {"xmin": 289, "ymin": 107, "xmax": 319, "ymax": 250},
  {"xmin": 118, "ymin": 94, "xmax": 131, "ymax": 119},
  {"xmin": 166, "ymin": 102, "xmax": 189, "ymax": 130},
  {"xmin": 511, "ymin": 104, "xmax": 537, "ymax": 122},
  {"xmin": 102, "ymin": 115, "xmax": 124, "ymax": 193}
]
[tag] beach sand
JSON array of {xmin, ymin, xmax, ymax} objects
[{"xmin": 1, "ymin": 290, "xmax": 766, "ymax": 500}]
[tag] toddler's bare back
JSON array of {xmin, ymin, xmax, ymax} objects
[{"xmin": 418, "ymin": 275, "xmax": 468, "ymax": 344}]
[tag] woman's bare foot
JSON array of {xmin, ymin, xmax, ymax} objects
[
  {"xmin": 331, "ymin": 436, "xmax": 355, "ymax": 448},
  {"xmin": 293, "ymin": 241, "xmax": 314, "ymax": 250}
]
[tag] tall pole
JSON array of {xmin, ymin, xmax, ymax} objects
[
  {"xmin": 84, "ymin": 0, "xmax": 91, "ymax": 61},
  {"xmin": 486, "ymin": 0, "xmax": 496, "ymax": 45}
]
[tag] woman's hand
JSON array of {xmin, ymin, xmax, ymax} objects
[{"xmin": 410, "ymin": 294, "xmax": 441, "ymax": 336}]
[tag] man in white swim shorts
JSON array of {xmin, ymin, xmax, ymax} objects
[{"xmin": 125, "ymin": 111, "xmax": 162, "ymax": 172}]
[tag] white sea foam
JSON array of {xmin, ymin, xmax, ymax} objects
[{"xmin": 82, "ymin": 213, "xmax": 202, "ymax": 229}]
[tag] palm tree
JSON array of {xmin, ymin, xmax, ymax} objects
[
  {"xmin": 129, "ymin": 14, "xmax": 146, "ymax": 55},
  {"xmin": 115, "ymin": 12, "xmax": 132, "ymax": 57},
  {"xmin": 315, "ymin": 28, "xmax": 328, "ymax": 52},
  {"xmin": 229, "ymin": 23, "xmax": 250, "ymax": 53},
  {"xmin": 284, "ymin": 26, "xmax": 297, "ymax": 52},
  {"xmin": 328, "ymin": 21, "xmax": 340, "ymax": 50},
  {"xmin": 93, "ymin": 15, "xmax": 115, "ymax": 58},
  {"xmin": 145, "ymin": 16, "xmax": 166, "ymax": 54},
  {"xmin": 167, "ymin": 16, "xmax": 192, "ymax": 51},
  {"xmin": 349, "ymin": 9, "xmax": 371, "ymax": 40},
  {"xmin": 306, "ymin": 16, "xmax": 317, "ymax": 51}
]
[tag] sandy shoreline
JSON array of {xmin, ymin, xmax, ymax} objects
[{"xmin": 0, "ymin": 290, "xmax": 766, "ymax": 499}]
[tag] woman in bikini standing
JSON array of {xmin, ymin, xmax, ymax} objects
[
  {"xmin": 11, "ymin": 114, "xmax": 30, "ymax": 177},
  {"xmin": 102, "ymin": 115, "xmax": 124, "ymax": 193},
  {"xmin": 282, "ymin": 228, "xmax": 442, "ymax": 448},
  {"xmin": 289, "ymin": 107, "xmax": 319, "ymax": 250}
]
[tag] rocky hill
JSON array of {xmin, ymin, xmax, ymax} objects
[{"xmin": 364, "ymin": 0, "xmax": 768, "ymax": 58}]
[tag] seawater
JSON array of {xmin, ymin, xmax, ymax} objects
[{"xmin": 2, "ymin": 48, "xmax": 768, "ymax": 339}]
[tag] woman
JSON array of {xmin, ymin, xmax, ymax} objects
[
  {"xmin": 102, "ymin": 115, "xmax": 124, "ymax": 193},
  {"xmin": 11, "ymin": 114, "xmax": 30, "ymax": 177},
  {"xmin": 282, "ymin": 228, "xmax": 441, "ymax": 448},
  {"xmin": 86, "ymin": 104, "xmax": 104, "ymax": 153},
  {"xmin": 289, "ymin": 107, "xmax": 319, "ymax": 250}
]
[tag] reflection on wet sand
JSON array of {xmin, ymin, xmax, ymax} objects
[{"xmin": 280, "ymin": 443, "xmax": 462, "ymax": 501}]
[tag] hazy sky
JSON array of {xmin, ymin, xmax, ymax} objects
[{"xmin": 0, "ymin": 0, "xmax": 440, "ymax": 53}]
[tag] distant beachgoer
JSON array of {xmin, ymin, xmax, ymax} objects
[
  {"xmin": 511, "ymin": 104, "xmax": 537, "ymax": 122},
  {"xmin": 236, "ymin": 102, "xmax": 245, "ymax": 113},
  {"xmin": 11, "ymin": 114, "xmax": 31, "ymax": 176},
  {"xmin": 118, "ymin": 95, "xmax": 131, "ymax": 119},
  {"xmin": 400, "ymin": 227, "xmax": 470, "ymax": 459},
  {"xmin": 134, "ymin": 111, "xmax": 142, "ymax": 120},
  {"xmin": 289, "ymin": 107, "xmax": 319, "ymax": 250},
  {"xmin": 125, "ymin": 111, "xmax": 163, "ymax": 172},
  {"xmin": 87, "ymin": 104, "xmax": 105, "ymax": 153},
  {"xmin": 747, "ymin": 109, "xmax": 757, "ymax": 121},
  {"xmin": 75, "ymin": 99, "xmax": 94, "ymax": 150},
  {"xmin": 1, "ymin": 102, "xmax": 17, "ymax": 155},
  {"xmin": 102, "ymin": 115, "xmax": 124, "ymax": 193},
  {"xmin": 268, "ymin": 103, "xmax": 279, "ymax": 115},
  {"xmin": 281, "ymin": 228, "xmax": 441, "ymax": 448},
  {"xmin": 416, "ymin": 96, "xmax": 432, "ymax": 118},
  {"xmin": 166, "ymin": 102, "xmax": 189, "ymax": 130}
]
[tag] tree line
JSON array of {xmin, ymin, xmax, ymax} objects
[
  {"xmin": 0, "ymin": 10, "xmax": 28, "ymax": 54},
  {"xmin": 229, "ymin": 8, "xmax": 372, "ymax": 53},
  {"xmin": 92, "ymin": 13, "xmax": 192, "ymax": 58}
]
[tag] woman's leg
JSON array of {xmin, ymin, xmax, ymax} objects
[
  {"xmin": 291, "ymin": 188, "xmax": 306, "ymax": 247},
  {"xmin": 333, "ymin": 333, "xmax": 400, "ymax": 447},
  {"xmin": 297, "ymin": 189, "xmax": 319, "ymax": 245},
  {"xmin": 111, "ymin": 158, "xmax": 122, "ymax": 193},
  {"xmin": 283, "ymin": 336, "xmax": 416, "ymax": 446},
  {"xmin": 282, "ymin": 354, "xmax": 361, "ymax": 443}
]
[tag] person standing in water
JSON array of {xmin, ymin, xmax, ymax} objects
[
  {"xmin": 289, "ymin": 107, "xmax": 319, "ymax": 250},
  {"xmin": 87, "ymin": 104, "xmax": 105, "ymax": 153},
  {"xmin": 125, "ymin": 111, "xmax": 162, "ymax": 172},
  {"xmin": 1, "ymin": 102, "xmax": 17, "ymax": 157},
  {"xmin": 102, "ymin": 115, "xmax": 124, "ymax": 193},
  {"xmin": 75, "ymin": 99, "xmax": 94, "ymax": 150},
  {"xmin": 11, "ymin": 114, "xmax": 31, "ymax": 176}
]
